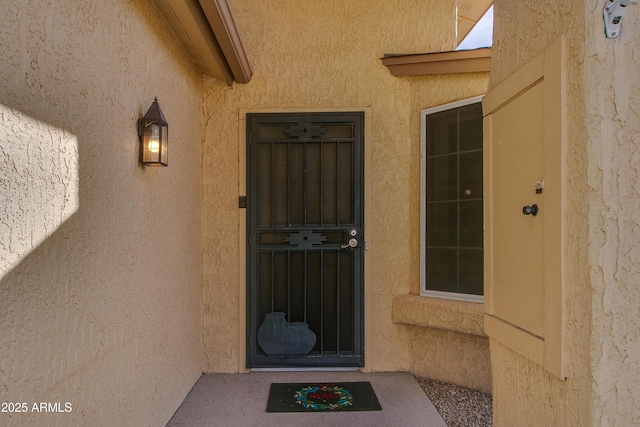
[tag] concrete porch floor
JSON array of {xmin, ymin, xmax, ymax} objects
[{"xmin": 166, "ymin": 371, "xmax": 447, "ymax": 427}]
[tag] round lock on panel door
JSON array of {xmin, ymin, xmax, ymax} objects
[
  {"xmin": 522, "ymin": 204, "xmax": 539, "ymax": 216},
  {"xmin": 341, "ymin": 238, "xmax": 358, "ymax": 249}
]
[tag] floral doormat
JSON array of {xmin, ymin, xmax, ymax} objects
[{"xmin": 266, "ymin": 382, "xmax": 382, "ymax": 412}]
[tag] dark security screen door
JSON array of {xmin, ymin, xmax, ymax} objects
[{"xmin": 247, "ymin": 112, "xmax": 365, "ymax": 368}]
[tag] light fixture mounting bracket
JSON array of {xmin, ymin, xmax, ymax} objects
[{"xmin": 604, "ymin": 0, "xmax": 637, "ymax": 38}]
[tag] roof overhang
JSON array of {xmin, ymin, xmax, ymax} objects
[
  {"xmin": 382, "ymin": 48, "xmax": 491, "ymax": 76},
  {"xmin": 457, "ymin": 0, "xmax": 493, "ymax": 46},
  {"xmin": 155, "ymin": 0, "xmax": 252, "ymax": 84}
]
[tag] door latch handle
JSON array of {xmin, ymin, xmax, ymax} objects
[
  {"xmin": 341, "ymin": 238, "xmax": 358, "ymax": 249},
  {"xmin": 522, "ymin": 204, "xmax": 539, "ymax": 216}
]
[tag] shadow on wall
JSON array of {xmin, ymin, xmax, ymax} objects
[
  {"xmin": 0, "ymin": 104, "xmax": 80, "ymax": 281},
  {"xmin": 0, "ymin": 103, "xmax": 83, "ymax": 422}
]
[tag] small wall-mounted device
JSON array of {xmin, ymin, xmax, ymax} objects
[
  {"xmin": 604, "ymin": 0, "xmax": 637, "ymax": 38},
  {"xmin": 534, "ymin": 179, "xmax": 545, "ymax": 194}
]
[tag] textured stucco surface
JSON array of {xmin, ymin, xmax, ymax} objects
[
  {"xmin": 392, "ymin": 295, "xmax": 485, "ymax": 337},
  {"xmin": 409, "ymin": 325, "xmax": 491, "ymax": 393},
  {"xmin": 585, "ymin": 3, "xmax": 640, "ymax": 425},
  {"xmin": 201, "ymin": 0, "xmax": 492, "ymax": 385},
  {"xmin": 489, "ymin": 0, "xmax": 640, "ymax": 425},
  {"xmin": 392, "ymin": 294, "xmax": 491, "ymax": 392},
  {"xmin": 0, "ymin": 1, "xmax": 203, "ymax": 426},
  {"xmin": 405, "ymin": 75, "xmax": 490, "ymax": 392}
]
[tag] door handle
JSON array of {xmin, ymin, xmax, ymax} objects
[
  {"xmin": 341, "ymin": 238, "xmax": 358, "ymax": 249},
  {"xmin": 522, "ymin": 204, "xmax": 539, "ymax": 216}
]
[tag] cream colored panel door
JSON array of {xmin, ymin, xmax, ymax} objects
[
  {"xmin": 483, "ymin": 36, "xmax": 565, "ymax": 379},
  {"xmin": 489, "ymin": 81, "xmax": 545, "ymax": 337}
]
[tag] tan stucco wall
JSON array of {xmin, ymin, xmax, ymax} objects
[
  {"xmin": 584, "ymin": 7, "xmax": 640, "ymax": 426},
  {"xmin": 392, "ymin": 294, "xmax": 491, "ymax": 392},
  {"xmin": 405, "ymin": 75, "xmax": 491, "ymax": 392},
  {"xmin": 202, "ymin": 0, "xmax": 449, "ymax": 373},
  {"xmin": 201, "ymin": 0, "xmax": 492, "ymax": 387},
  {"xmin": 489, "ymin": 0, "xmax": 640, "ymax": 425},
  {"xmin": 0, "ymin": 1, "xmax": 203, "ymax": 425}
]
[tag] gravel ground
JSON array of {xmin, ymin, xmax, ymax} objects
[{"xmin": 416, "ymin": 377, "xmax": 493, "ymax": 427}]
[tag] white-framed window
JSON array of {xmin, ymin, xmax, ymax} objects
[{"xmin": 420, "ymin": 96, "xmax": 484, "ymax": 302}]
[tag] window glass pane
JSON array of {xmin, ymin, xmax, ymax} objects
[
  {"xmin": 426, "ymin": 248, "xmax": 457, "ymax": 292},
  {"xmin": 426, "ymin": 202, "xmax": 457, "ymax": 247},
  {"xmin": 459, "ymin": 104, "xmax": 483, "ymax": 151},
  {"xmin": 459, "ymin": 200, "xmax": 483, "ymax": 248},
  {"xmin": 426, "ymin": 155, "xmax": 457, "ymax": 201},
  {"xmin": 458, "ymin": 249, "xmax": 483, "ymax": 295},
  {"xmin": 459, "ymin": 151, "xmax": 483, "ymax": 199},
  {"xmin": 426, "ymin": 109, "xmax": 457, "ymax": 155}
]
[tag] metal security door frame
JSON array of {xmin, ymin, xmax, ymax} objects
[{"xmin": 245, "ymin": 111, "xmax": 367, "ymax": 368}]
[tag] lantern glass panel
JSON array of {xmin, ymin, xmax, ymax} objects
[{"xmin": 160, "ymin": 124, "xmax": 168, "ymax": 164}]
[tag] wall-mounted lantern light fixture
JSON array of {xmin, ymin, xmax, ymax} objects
[{"xmin": 137, "ymin": 97, "xmax": 168, "ymax": 166}]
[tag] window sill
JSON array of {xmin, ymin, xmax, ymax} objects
[{"xmin": 391, "ymin": 294, "xmax": 486, "ymax": 337}]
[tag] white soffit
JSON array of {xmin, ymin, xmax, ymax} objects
[{"xmin": 457, "ymin": 0, "xmax": 493, "ymax": 45}]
